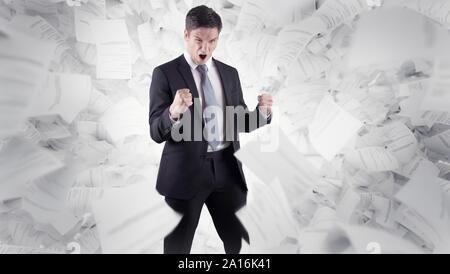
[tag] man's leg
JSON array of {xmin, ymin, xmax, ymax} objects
[
  {"xmin": 205, "ymin": 151, "xmax": 249, "ymax": 254},
  {"xmin": 163, "ymin": 157, "xmax": 216, "ymax": 254},
  {"xmin": 164, "ymin": 185, "xmax": 213, "ymax": 254},
  {"xmin": 163, "ymin": 196, "xmax": 200, "ymax": 253},
  {"xmin": 205, "ymin": 183, "xmax": 248, "ymax": 254}
]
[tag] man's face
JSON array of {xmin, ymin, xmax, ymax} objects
[{"xmin": 184, "ymin": 27, "xmax": 219, "ymax": 65}]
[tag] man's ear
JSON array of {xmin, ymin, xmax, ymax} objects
[{"xmin": 184, "ymin": 30, "xmax": 189, "ymax": 41}]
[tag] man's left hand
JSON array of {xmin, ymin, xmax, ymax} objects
[{"xmin": 257, "ymin": 93, "xmax": 273, "ymax": 117}]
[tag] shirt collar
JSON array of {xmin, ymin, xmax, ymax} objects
[{"xmin": 183, "ymin": 51, "xmax": 214, "ymax": 71}]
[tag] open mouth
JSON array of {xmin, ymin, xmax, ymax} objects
[{"xmin": 199, "ymin": 54, "xmax": 207, "ymax": 60}]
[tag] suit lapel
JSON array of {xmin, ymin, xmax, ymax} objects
[
  {"xmin": 177, "ymin": 54, "xmax": 199, "ymax": 99},
  {"xmin": 213, "ymin": 58, "xmax": 234, "ymax": 106}
]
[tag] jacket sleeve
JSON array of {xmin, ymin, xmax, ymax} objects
[{"xmin": 149, "ymin": 67, "xmax": 176, "ymax": 143}]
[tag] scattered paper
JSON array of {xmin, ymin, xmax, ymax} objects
[
  {"xmin": 92, "ymin": 182, "xmax": 181, "ymax": 253},
  {"xmin": 308, "ymin": 95, "xmax": 363, "ymax": 161}
]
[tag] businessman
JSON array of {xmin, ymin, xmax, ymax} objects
[{"xmin": 149, "ymin": 5, "xmax": 273, "ymax": 254}]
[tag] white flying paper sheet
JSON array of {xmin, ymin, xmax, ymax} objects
[
  {"xmin": 66, "ymin": 187, "xmax": 106, "ymax": 217},
  {"xmin": 402, "ymin": 0, "xmax": 450, "ymax": 29},
  {"xmin": 421, "ymin": 111, "xmax": 450, "ymax": 127},
  {"xmin": 288, "ymin": 52, "xmax": 330, "ymax": 82},
  {"xmin": 421, "ymin": 59, "xmax": 450, "ymax": 112},
  {"xmin": 92, "ymin": 182, "xmax": 181, "ymax": 253},
  {"xmin": 19, "ymin": 121, "xmax": 42, "ymax": 144},
  {"xmin": 383, "ymin": 121, "xmax": 418, "ymax": 164},
  {"xmin": 74, "ymin": 0, "xmax": 106, "ymax": 43},
  {"xmin": 397, "ymin": 78, "xmax": 430, "ymax": 98},
  {"xmin": 395, "ymin": 163, "xmax": 450, "ymax": 251},
  {"xmin": 315, "ymin": 0, "xmax": 367, "ymax": 30},
  {"xmin": 0, "ymin": 138, "xmax": 63, "ymax": 201},
  {"xmin": 234, "ymin": 0, "xmax": 268, "ymax": 33},
  {"xmin": 5, "ymin": 0, "xmax": 60, "ymax": 15},
  {"xmin": 275, "ymin": 16, "xmax": 327, "ymax": 71},
  {"xmin": 345, "ymin": 146, "xmax": 399, "ymax": 172},
  {"xmin": 357, "ymin": 121, "xmax": 418, "ymax": 164},
  {"xmin": 371, "ymin": 195, "xmax": 397, "ymax": 229},
  {"xmin": 31, "ymin": 73, "xmax": 92, "ymax": 123},
  {"xmin": 99, "ymin": 97, "xmax": 148, "ymax": 145},
  {"xmin": 436, "ymin": 160, "xmax": 450, "ymax": 176},
  {"xmin": 71, "ymin": 140, "xmax": 113, "ymax": 166},
  {"xmin": 7, "ymin": 220, "xmax": 62, "ymax": 248},
  {"xmin": 394, "ymin": 204, "xmax": 435, "ymax": 249},
  {"xmin": 235, "ymin": 125, "xmax": 319, "ymax": 206},
  {"xmin": 91, "ymin": 19, "xmax": 132, "ymax": 79},
  {"xmin": 137, "ymin": 22, "xmax": 159, "ymax": 60},
  {"xmin": 34, "ymin": 118, "xmax": 72, "ymax": 141},
  {"xmin": 236, "ymin": 178, "xmax": 300, "ymax": 252},
  {"xmin": 335, "ymin": 187, "xmax": 360, "ymax": 222},
  {"xmin": 308, "ymin": 95, "xmax": 363, "ymax": 161},
  {"xmin": 9, "ymin": 15, "xmax": 69, "ymax": 61},
  {"xmin": 0, "ymin": 22, "xmax": 55, "ymax": 138},
  {"xmin": 75, "ymin": 227, "xmax": 101, "ymax": 254},
  {"xmin": 394, "ymin": 155, "xmax": 440, "ymax": 179},
  {"xmin": 87, "ymin": 88, "xmax": 113, "ymax": 115},
  {"xmin": 23, "ymin": 165, "xmax": 80, "ymax": 235},
  {"xmin": 423, "ymin": 129, "xmax": 450, "ymax": 156}
]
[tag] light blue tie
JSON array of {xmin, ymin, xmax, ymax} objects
[{"xmin": 196, "ymin": 64, "xmax": 220, "ymax": 150}]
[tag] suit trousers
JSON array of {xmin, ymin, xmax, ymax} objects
[{"xmin": 163, "ymin": 145, "xmax": 249, "ymax": 254}]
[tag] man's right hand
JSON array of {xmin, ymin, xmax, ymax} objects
[{"xmin": 169, "ymin": 89, "xmax": 192, "ymax": 119}]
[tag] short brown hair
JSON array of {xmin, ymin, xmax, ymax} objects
[{"xmin": 185, "ymin": 5, "xmax": 222, "ymax": 33}]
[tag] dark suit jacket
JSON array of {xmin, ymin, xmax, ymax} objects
[{"xmin": 149, "ymin": 54, "xmax": 271, "ymax": 199}]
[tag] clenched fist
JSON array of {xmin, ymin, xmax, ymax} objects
[
  {"xmin": 257, "ymin": 93, "xmax": 273, "ymax": 117},
  {"xmin": 169, "ymin": 89, "xmax": 193, "ymax": 119}
]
